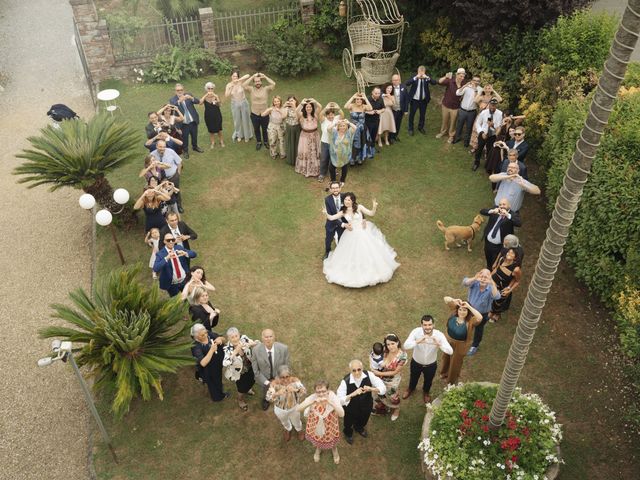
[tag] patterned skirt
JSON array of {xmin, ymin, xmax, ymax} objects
[
  {"xmin": 305, "ymin": 406, "xmax": 340, "ymax": 450},
  {"xmin": 295, "ymin": 130, "xmax": 320, "ymax": 177}
]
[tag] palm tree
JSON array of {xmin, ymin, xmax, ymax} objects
[
  {"xmin": 489, "ymin": 0, "xmax": 640, "ymax": 428},
  {"xmin": 40, "ymin": 265, "xmax": 194, "ymax": 418},
  {"xmin": 13, "ymin": 114, "xmax": 141, "ymax": 227}
]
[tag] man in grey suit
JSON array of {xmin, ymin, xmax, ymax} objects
[{"xmin": 251, "ymin": 329, "xmax": 290, "ymax": 410}]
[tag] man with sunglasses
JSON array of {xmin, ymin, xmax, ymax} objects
[
  {"xmin": 336, "ymin": 359, "xmax": 386, "ymax": 445},
  {"xmin": 153, "ymin": 233, "xmax": 197, "ymax": 297},
  {"xmin": 506, "ymin": 126, "xmax": 529, "ymax": 161}
]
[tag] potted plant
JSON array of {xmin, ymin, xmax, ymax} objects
[{"xmin": 419, "ymin": 383, "xmax": 562, "ymax": 480}]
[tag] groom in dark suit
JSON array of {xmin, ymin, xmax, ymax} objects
[
  {"xmin": 324, "ymin": 181, "xmax": 347, "ymax": 259},
  {"xmin": 406, "ymin": 65, "xmax": 437, "ymax": 136}
]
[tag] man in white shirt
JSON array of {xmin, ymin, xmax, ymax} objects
[
  {"xmin": 403, "ymin": 315, "xmax": 453, "ymax": 404},
  {"xmin": 473, "ymin": 98, "xmax": 503, "ymax": 171},
  {"xmin": 337, "ymin": 359, "xmax": 386, "ymax": 444},
  {"xmin": 151, "ymin": 140, "xmax": 184, "ymax": 213},
  {"xmin": 453, "ymin": 75, "xmax": 480, "ymax": 147}
]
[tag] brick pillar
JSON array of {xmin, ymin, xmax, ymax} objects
[
  {"xmin": 69, "ymin": 0, "xmax": 116, "ymax": 84},
  {"xmin": 300, "ymin": 0, "xmax": 315, "ymax": 23},
  {"xmin": 199, "ymin": 7, "xmax": 217, "ymax": 54}
]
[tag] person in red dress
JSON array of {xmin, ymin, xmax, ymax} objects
[{"xmin": 297, "ymin": 380, "xmax": 344, "ymax": 464}]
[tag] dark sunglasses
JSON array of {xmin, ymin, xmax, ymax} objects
[
  {"xmin": 352, "ymin": 368, "xmax": 362, "ymax": 372},
  {"xmin": 164, "ymin": 238, "xmax": 176, "ymax": 242},
  {"xmin": 514, "ymin": 133, "xmax": 523, "ymax": 136}
]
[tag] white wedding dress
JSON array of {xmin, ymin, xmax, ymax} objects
[{"xmin": 323, "ymin": 210, "xmax": 400, "ymax": 288}]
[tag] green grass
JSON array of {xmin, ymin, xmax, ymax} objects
[{"xmin": 92, "ymin": 62, "xmax": 640, "ymax": 479}]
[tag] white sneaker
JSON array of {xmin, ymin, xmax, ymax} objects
[{"xmin": 435, "ymin": 133, "xmax": 444, "ymax": 139}]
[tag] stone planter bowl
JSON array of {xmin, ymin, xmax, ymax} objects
[{"xmin": 420, "ymin": 382, "xmax": 561, "ymax": 480}]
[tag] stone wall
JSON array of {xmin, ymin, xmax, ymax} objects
[
  {"xmin": 199, "ymin": 7, "xmax": 217, "ymax": 54},
  {"xmin": 69, "ymin": 0, "xmax": 116, "ymax": 85}
]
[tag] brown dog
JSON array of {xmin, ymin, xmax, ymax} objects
[{"xmin": 436, "ymin": 215, "xmax": 485, "ymax": 252}]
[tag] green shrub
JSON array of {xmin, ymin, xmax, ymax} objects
[
  {"xmin": 144, "ymin": 43, "xmax": 233, "ymax": 83},
  {"xmin": 623, "ymin": 62, "xmax": 640, "ymax": 87},
  {"xmin": 305, "ymin": 0, "xmax": 348, "ymax": 58},
  {"xmin": 40, "ymin": 265, "xmax": 193, "ymax": 418},
  {"xmin": 540, "ymin": 9, "xmax": 617, "ymax": 75},
  {"xmin": 544, "ymin": 92, "xmax": 640, "ymax": 303},
  {"xmin": 249, "ymin": 19, "xmax": 322, "ymax": 77}
]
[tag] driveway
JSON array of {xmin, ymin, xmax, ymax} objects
[{"xmin": 0, "ymin": 0, "xmax": 93, "ymax": 478}]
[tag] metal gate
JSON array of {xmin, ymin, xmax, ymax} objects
[{"xmin": 73, "ymin": 19, "xmax": 97, "ymax": 107}]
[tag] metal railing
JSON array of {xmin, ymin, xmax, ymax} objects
[
  {"xmin": 213, "ymin": 3, "xmax": 301, "ymax": 52},
  {"xmin": 109, "ymin": 16, "xmax": 202, "ymax": 62},
  {"xmin": 73, "ymin": 19, "xmax": 97, "ymax": 107}
]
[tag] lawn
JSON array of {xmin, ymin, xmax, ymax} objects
[{"xmin": 92, "ymin": 62, "xmax": 639, "ymax": 479}]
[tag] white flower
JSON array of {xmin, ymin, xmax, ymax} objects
[
  {"xmin": 447, "ymin": 472, "xmax": 453, "ymax": 477},
  {"xmin": 136, "ymin": 77, "xmax": 142, "ymax": 82},
  {"xmin": 477, "ymin": 436, "xmax": 482, "ymax": 441}
]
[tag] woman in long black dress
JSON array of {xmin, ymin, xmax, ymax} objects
[
  {"xmin": 200, "ymin": 82, "xmax": 224, "ymax": 148},
  {"xmin": 222, "ymin": 327, "xmax": 258, "ymax": 411},
  {"xmin": 489, "ymin": 247, "xmax": 522, "ymax": 322},
  {"xmin": 191, "ymin": 323, "xmax": 228, "ymax": 402},
  {"xmin": 189, "ymin": 287, "xmax": 220, "ymax": 332},
  {"xmin": 133, "ymin": 186, "xmax": 171, "ymax": 233}
]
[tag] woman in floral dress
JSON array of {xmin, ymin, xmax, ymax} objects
[
  {"xmin": 283, "ymin": 95, "xmax": 300, "ymax": 166},
  {"xmin": 344, "ymin": 92, "xmax": 372, "ymax": 165},
  {"xmin": 297, "ymin": 380, "xmax": 344, "ymax": 464},
  {"xmin": 372, "ymin": 333, "xmax": 407, "ymax": 421},
  {"xmin": 222, "ymin": 327, "xmax": 258, "ymax": 411},
  {"xmin": 295, "ymin": 98, "xmax": 322, "ymax": 178}
]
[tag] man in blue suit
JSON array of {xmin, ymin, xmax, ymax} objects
[
  {"xmin": 153, "ymin": 232, "xmax": 197, "ymax": 297},
  {"xmin": 169, "ymin": 83, "xmax": 203, "ymax": 159},
  {"xmin": 389, "ymin": 73, "xmax": 409, "ymax": 143},
  {"xmin": 405, "ymin": 66, "xmax": 437, "ymax": 136},
  {"xmin": 323, "ymin": 182, "xmax": 347, "ymax": 259}
]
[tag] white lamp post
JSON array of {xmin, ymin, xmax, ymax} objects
[
  {"xmin": 38, "ymin": 340, "xmax": 118, "ymax": 463},
  {"xmin": 79, "ymin": 189, "xmax": 129, "ymax": 267}
]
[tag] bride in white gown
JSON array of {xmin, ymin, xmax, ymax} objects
[{"xmin": 322, "ymin": 193, "xmax": 399, "ymax": 288}]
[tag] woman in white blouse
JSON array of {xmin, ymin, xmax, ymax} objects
[{"xmin": 222, "ymin": 327, "xmax": 258, "ymax": 411}]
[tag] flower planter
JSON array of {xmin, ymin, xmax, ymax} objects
[{"xmin": 420, "ymin": 382, "xmax": 561, "ymax": 480}]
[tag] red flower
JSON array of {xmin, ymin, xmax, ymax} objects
[
  {"xmin": 474, "ymin": 399, "xmax": 487, "ymax": 409},
  {"xmin": 461, "ymin": 409, "xmax": 469, "ymax": 419},
  {"xmin": 507, "ymin": 420, "xmax": 517, "ymax": 430},
  {"xmin": 521, "ymin": 427, "xmax": 530, "ymax": 438},
  {"xmin": 481, "ymin": 415, "xmax": 489, "ymax": 422},
  {"xmin": 463, "ymin": 418, "xmax": 473, "ymax": 427},
  {"xmin": 481, "ymin": 425, "xmax": 489, "ymax": 433},
  {"xmin": 500, "ymin": 437, "xmax": 521, "ymax": 451}
]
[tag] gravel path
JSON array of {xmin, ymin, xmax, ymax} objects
[{"xmin": 0, "ymin": 0, "xmax": 94, "ymax": 478}]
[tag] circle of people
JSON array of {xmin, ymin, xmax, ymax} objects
[{"xmin": 130, "ymin": 65, "xmax": 542, "ymax": 464}]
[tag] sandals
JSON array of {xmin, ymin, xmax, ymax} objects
[
  {"xmin": 313, "ymin": 451, "xmax": 321, "ymax": 463},
  {"xmin": 238, "ymin": 401, "xmax": 248, "ymax": 411},
  {"xmin": 391, "ymin": 410, "xmax": 400, "ymax": 422},
  {"xmin": 332, "ymin": 451, "xmax": 340, "ymax": 464}
]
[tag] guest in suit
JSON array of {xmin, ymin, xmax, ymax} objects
[
  {"xmin": 191, "ymin": 323, "xmax": 228, "ymax": 402},
  {"xmin": 153, "ymin": 232, "xmax": 197, "ymax": 297},
  {"xmin": 499, "ymin": 148, "xmax": 528, "ymax": 180},
  {"xmin": 437, "ymin": 68, "xmax": 466, "ymax": 143},
  {"xmin": 251, "ymin": 329, "xmax": 290, "ymax": 411},
  {"xmin": 188, "ymin": 287, "xmax": 220, "ymax": 332},
  {"xmin": 480, "ymin": 198, "xmax": 521, "ymax": 269},
  {"xmin": 389, "ymin": 73, "xmax": 409, "ymax": 143},
  {"xmin": 336, "ymin": 359, "xmax": 386, "ymax": 445},
  {"xmin": 169, "ymin": 83, "xmax": 202, "ymax": 159},
  {"xmin": 406, "ymin": 65, "xmax": 437, "ymax": 135},
  {"xmin": 506, "ymin": 126, "xmax": 529, "ymax": 161},
  {"xmin": 160, "ymin": 212, "xmax": 198, "ymax": 251},
  {"xmin": 323, "ymin": 181, "xmax": 348, "ymax": 259},
  {"xmin": 144, "ymin": 111, "xmax": 183, "ymax": 152}
]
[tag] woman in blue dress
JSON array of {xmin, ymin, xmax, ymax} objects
[{"xmin": 344, "ymin": 92, "xmax": 372, "ymax": 165}]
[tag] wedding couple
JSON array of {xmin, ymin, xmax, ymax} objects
[{"xmin": 322, "ymin": 182, "xmax": 399, "ymax": 288}]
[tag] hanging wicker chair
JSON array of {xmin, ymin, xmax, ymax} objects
[{"xmin": 342, "ymin": 0, "xmax": 406, "ymax": 91}]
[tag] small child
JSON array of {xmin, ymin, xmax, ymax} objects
[
  {"xmin": 145, "ymin": 228, "xmax": 160, "ymax": 279},
  {"xmin": 369, "ymin": 342, "xmax": 384, "ymax": 372}
]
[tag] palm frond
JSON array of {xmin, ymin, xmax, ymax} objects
[
  {"xmin": 14, "ymin": 114, "xmax": 141, "ymax": 191},
  {"xmin": 40, "ymin": 264, "xmax": 192, "ymax": 418}
]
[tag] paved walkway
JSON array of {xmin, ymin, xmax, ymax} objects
[{"xmin": 0, "ymin": 0, "xmax": 93, "ymax": 479}]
